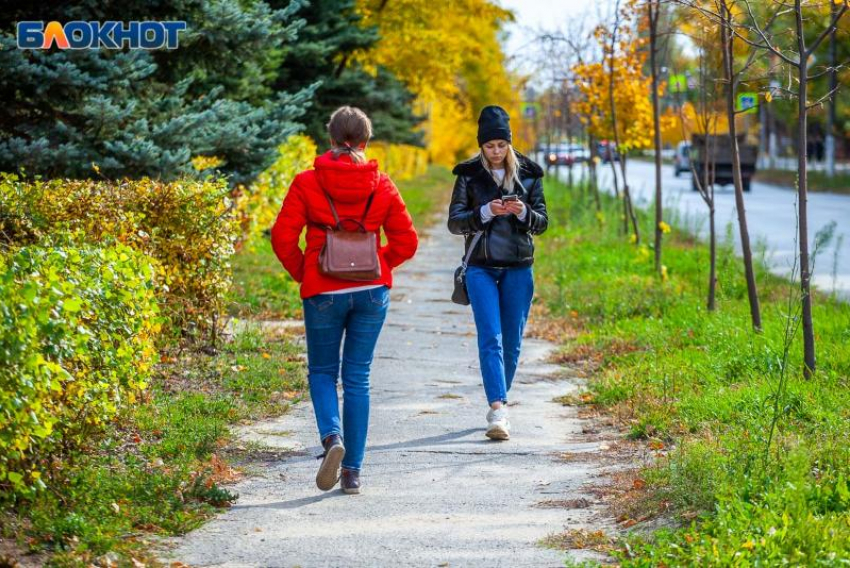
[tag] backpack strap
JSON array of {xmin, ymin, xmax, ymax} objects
[
  {"xmin": 360, "ymin": 191, "xmax": 375, "ymax": 224},
  {"xmin": 316, "ymin": 175, "xmax": 375, "ymax": 230}
]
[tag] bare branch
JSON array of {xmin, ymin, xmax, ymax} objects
[
  {"xmin": 740, "ymin": 0, "xmax": 799, "ymax": 67},
  {"xmin": 807, "ymin": 60, "xmax": 850, "ymax": 81},
  {"xmin": 806, "ymin": 0, "xmax": 849, "ymax": 57},
  {"xmin": 806, "ymin": 86, "xmax": 841, "ymax": 111}
]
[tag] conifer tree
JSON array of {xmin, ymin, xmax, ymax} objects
[{"xmin": 0, "ymin": 0, "xmax": 315, "ymax": 184}]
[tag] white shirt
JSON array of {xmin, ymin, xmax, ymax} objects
[
  {"xmin": 324, "ymin": 284, "xmax": 383, "ymax": 295},
  {"xmin": 480, "ymin": 169, "xmax": 528, "ymax": 223}
]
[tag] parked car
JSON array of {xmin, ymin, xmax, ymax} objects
[
  {"xmin": 673, "ymin": 141, "xmax": 691, "ymax": 177},
  {"xmin": 597, "ymin": 141, "xmax": 619, "ymax": 163},
  {"xmin": 545, "ymin": 144, "xmax": 589, "ymax": 166}
]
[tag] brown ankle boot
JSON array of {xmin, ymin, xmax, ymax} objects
[
  {"xmin": 340, "ymin": 467, "xmax": 361, "ymax": 494},
  {"xmin": 316, "ymin": 434, "xmax": 345, "ymax": 491}
]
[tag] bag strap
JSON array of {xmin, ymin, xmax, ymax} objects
[
  {"xmin": 462, "ymin": 231, "xmax": 483, "ymax": 269},
  {"xmin": 317, "ymin": 176, "xmax": 375, "ymax": 230},
  {"xmin": 360, "ymin": 192, "xmax": 375, "ymax": 223},
  {"xmin": 321, "ymin": 190, "xmax": 342, "ymax": 229}
]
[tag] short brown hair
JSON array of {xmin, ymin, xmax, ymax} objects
[{"xmin": 327, "ymin": 106, "xmax": 372, "ymax": 146}]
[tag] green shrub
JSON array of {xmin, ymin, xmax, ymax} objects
[
  {"xmin": 0, "ymin": 241, "xmax": 160, "ymax": 495},
  {"xmin": 0, "ymin": 173, "xmax": 239, "ymax": 342}
]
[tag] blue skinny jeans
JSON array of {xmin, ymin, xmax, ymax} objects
[
  {"xmin": 465, "ymin": 266, "xmax": 534, "ymax": 405},
  {"xmin": 302, "ymin": 286, "xmax": 389, "ymax": 471}
]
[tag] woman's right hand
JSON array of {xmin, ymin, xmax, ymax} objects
[{"xmin": 488, "ymin": 199, "xmax": 510, "ymax": 216}]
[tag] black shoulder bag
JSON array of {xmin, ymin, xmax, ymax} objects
[{"xmin": 452, "ymin": 231, "xmax": 483, "ymax": 305}]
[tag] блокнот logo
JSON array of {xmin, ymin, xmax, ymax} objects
[{"xmin": 17, "ymin": 21, "xmax": 187, "ymax": 50}]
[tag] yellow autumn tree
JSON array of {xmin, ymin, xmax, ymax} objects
[
  {"xmin": 355, "ymin": 0, "xmax": 529, "ymax": 165},
  {"xmin": 572, "ymin": 21, "xmax": 657, "ymax": 152},
  {"xmin": 572, "ymin": 0, "xmax": 675, "ymax": 244}
]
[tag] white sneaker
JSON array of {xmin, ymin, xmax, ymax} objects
[{"xmin": 486, "ymin": 407, "xmax": 510, "ymax": 440}]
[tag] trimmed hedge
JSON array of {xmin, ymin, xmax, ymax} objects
[
  {"xmin": 0, "ymin": 241, "xmax": 160, "ymax": 495},
  {"xmin": 368, "ymin": 141, "xmax": 429, "ymax": 182},
  {"xmin": 243, "ymin": 134, "xmax": 317, "ymax": 241},
  {"xmin": 0, "ymin": 174, "xmax": 239, "ymax": 342}
]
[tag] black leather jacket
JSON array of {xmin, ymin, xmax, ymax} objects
[{"xmin": 447, "ymin": 153, "xmax": 548, "ymax": 268}]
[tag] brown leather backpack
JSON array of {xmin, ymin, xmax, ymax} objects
[{"xmin": 317, "ymin": 186, "xmax": 381, "ymax": 281}]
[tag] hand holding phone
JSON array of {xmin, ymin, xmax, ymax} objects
[{"xmin": 501, "ymin": 194, "xmax": 524, "ymax": 216}]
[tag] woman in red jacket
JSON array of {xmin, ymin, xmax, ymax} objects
[{"xmin": 271, "ymin": 106, "xmax": 418, "ymax": 495}]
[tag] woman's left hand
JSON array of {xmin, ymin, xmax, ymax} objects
[{"xmin": 504, "ymin": 200, "xmax": 525, "ymax": 217}]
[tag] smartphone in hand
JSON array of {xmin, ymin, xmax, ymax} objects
[{"xmin": 501, "ymin": 194, "xmax": 519, "ymax": 203}]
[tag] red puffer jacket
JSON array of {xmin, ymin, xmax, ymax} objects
[{"xmin": 270, "ymin": 150, "xmax": 419, "ymax": 299}]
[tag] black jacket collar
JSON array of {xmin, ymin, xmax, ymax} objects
[{"xmin": 452, "ymin": 151, "xmax": 544, "ymax": 179}]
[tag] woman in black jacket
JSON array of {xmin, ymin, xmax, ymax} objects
[{"xmin": 448, "ymin": 105, "xmax": 548, "ymax": 440}]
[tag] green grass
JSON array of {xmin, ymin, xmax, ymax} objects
[
  {"xmin": 1, "ymin": 324, "xmax": 306, "ymax": 566},
  {"xmin": 756, "ymin": 168, "xmax": 850, "ymax": 195},
  {"xmin": 229, "ymin": 165, "xmax": 454, "ymax": 320},
  {"xmin": 229, "ymin": 236, "xmax": 303, "ymax": 319},
  {"xmin": 535, "ymin": 178, "xmax": 850, "ymax": 565}
]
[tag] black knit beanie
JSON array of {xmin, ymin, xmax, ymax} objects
[{"xmin": 477, "ymin": 105, "xmax": 512, "ymax": 146}]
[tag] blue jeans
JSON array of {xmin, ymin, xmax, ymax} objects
[
  {"xmin": 302, "ymin": 286, "xmax": 390, "ymax": 471},
  {"xmin": 465, "ymin": 266, "xmax": 534, "ymax": 405}
]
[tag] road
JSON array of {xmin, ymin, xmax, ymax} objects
[{"xmin": 547, "ymin": 158, "xmax": 850, "ymax": 299}]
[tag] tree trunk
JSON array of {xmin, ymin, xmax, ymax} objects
[
  {"xmin": 649, "ymin": 0, "xmax": 664, "ymax": 273},
  {"xmin": 720, "ymin": 0, "xmax": 762, "ymax": 331},
  {"xmin": 608, "ymin": 155, "xmax": 620, "ymax": 199},
  {"xmin": 708, "ymin": 204, "xmax": 717, "ymax": 311},
  {"xmin": 618, "ymin": 155, "xmax": 640, "ymax": 244},
  {"xmin": 588, "ymin": 133, "xmax": 602, "ymax": 211},
  {"xmin": 795, "ymin": 0, "xmax": 815, "ymax": 377}
]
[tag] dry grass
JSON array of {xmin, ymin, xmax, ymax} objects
[
  {"xmin": 534, "ymin": 498, "xmax": 593, "ymax": 509},
  {"xmin": 539, "ymin": 528, "xmax": 613, "ymax": 552}
]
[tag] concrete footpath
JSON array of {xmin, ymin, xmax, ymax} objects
[{"xmin": 159, "ymin": 219, "xmax": 622, "ymax": 567}]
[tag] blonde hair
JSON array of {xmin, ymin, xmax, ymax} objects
[
  {"xmin": 327, "ymin": 106, "xmax": 373, "ymax": 164},
  {"xmin": 479, "ymin": 144, "xmax": 523, "ymax": 190}
]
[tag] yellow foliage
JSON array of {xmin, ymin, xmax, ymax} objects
[
  {"xmin": 1, "ymin": 174, "xmax": 239, "ymax": 343},
  {"xmin": 573, "ymin": 6, "xmax": 656, "ymax": 152},
  {"xmin": 676, "ymin": 102, "xmax": 730, "ymax": 140},
  {"xmin": 191, "ymin": 155, "xmax": 225, "ymax": 171},
  {"xmin": 367, "ymin": 141, "xmax": 428, "ymax": 181},
  {"xmin": 244, "ymin": 135, "xmax": 317, "ymax": 241},
  {"xmin": 356, "ymin": 0, "xmax": 529, "ymax": 164}
]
